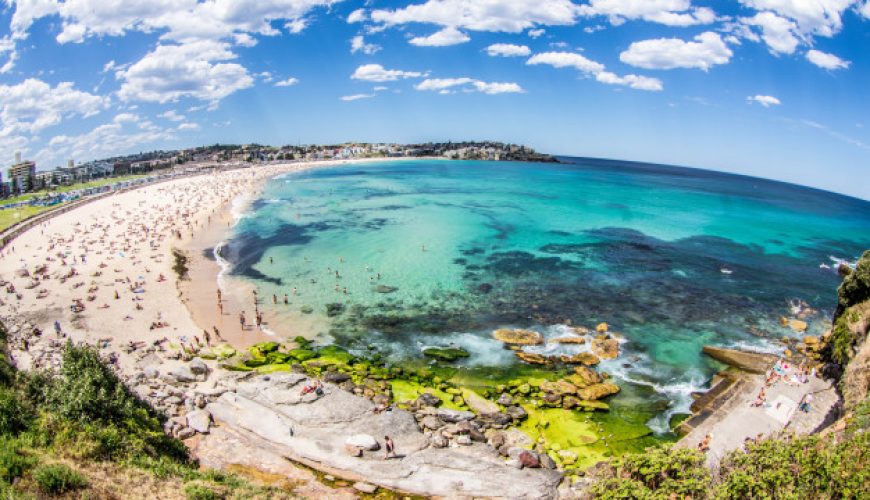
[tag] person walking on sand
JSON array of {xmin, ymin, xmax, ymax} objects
[
  {"xmin": 283, "ymin": 293, "xmax": 289, "ymax": 304},
  {"xmin": 239, "ymin": 311, "xmax": 246, "ymax": 330},
  {"xmin": 54, "ymin": 320, "xmax": 62, "ymax": 337},
  {"xmin": 384, "ymin": 436, "xmax": 396, "ymax": 459}
]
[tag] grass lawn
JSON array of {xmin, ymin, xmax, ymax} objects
[{"xmin": 0, "ymin": 174, "xmax": 151, "ymax": 232}]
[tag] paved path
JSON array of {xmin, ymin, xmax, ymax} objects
[{"xmin": 678, "ymin": 370, "xmax": 838, "ymax": 468}]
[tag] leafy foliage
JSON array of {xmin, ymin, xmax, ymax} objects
[
  {"xmin": 0, "ymin": 437, "xmax": 37, "ymax": 483},
  {"xmin": 33, "ymin": 463, "xmax": 88, "ymax": 494},
  {"xmin": 589, "ymin": 445, "xmax": 710, "ymax": 499},
  {"xmin": 0, "ymin": 387, "xmax": 33, "ymax": 435},
  {"xmin": 836, "ymin": 250, "xmax": 870, "ymax": 319}
]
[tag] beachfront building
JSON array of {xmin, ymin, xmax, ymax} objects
[{"xmin": 7, "ymin": 153, "xmax": 36, "ymax": 195}]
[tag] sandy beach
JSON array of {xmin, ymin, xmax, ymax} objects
[{"xmin": 0, "ymin": 159, "xmax": 380, "ymax": 373}]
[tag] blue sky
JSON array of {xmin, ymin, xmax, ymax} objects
[{"xmin": 0, "ymin": 1, "xmax": 868, "ymax": 199}]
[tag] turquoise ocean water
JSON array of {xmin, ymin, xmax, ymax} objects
[{"xmin": 219, "ymin": 158, "xmax": 870, "ymax": 431}]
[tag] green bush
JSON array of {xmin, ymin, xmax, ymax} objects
[
  {"xmin": 0, "ymin": 387, "xmax": 32, "ymax": 435},
  {"xmin": 33, "ymin": 463, "xmax": 87, "ymax": 495},
  {"xmin": 184, "ymin": 482, "xmax": 224, "ymax": 500},
  {"xmin": 836, "ymin": 250, "xmax": 870, "ymax": 319},
  {"xmin": 0, "ymin": 437, "xmax": 37, "ymax": 482},
  {"xmin": 589, "ymin": 445, "xmax": 710, "ymax": 499}
]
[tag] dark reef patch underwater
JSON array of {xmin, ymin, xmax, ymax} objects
[{"xmin": 220, "ymin": 158, "xmax": 870, "ymax": 454}]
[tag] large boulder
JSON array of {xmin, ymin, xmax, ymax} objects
[
  {"xmin": 570, "ymin": 366, "xmax": 602, "ymax": 387},
  {"xmin": 702, "ymin": 346, "xmax": 777, "ymax": 374},
  {"xmin": 591, "ymin": 336, "xmax": 620, "ymax": 360},
  {"xmin": 560, "ymin": 353, "xmax": 600, "ymax": 366},
  {"xmin": 493, "ymin": 329, "xmax": 544, "ymax": 346},
  {"xmin": 166, "ymin": 365, "xmax": 196, "ymax": 383},
  {"xmin": 515, "ymin": 352, "xmax": 550, "ymax": 365},
  {"xmin": 550, "ymin": 336, "xmax": 586, "ymax": 344},
  {"xmin": 186, "ymin": 409, "xmax": 212, "ymax": 434},
  {"xmin": 436, "ymin": 408, "xmax": 474, "ymax": 423},
  {"xmin": 415, "ymin": 393, "xmax": 442, "ymax": 407},
  {"xmin": 577, "ymin": 382, "xmax": 620, "ymax": 401},
  {"xmin": 189, "ymin": 357, "xmax": 209, "ymax": 375},
  {"xmin": 505, "ymin": 405, "xmax": 528, "ymax": 421},
  {"xmin": 540, "ymin": 379, "xmax": 578, "ymax": 395},
  {"xmin": 345, "ymin": 434, "xmax": 380, "ymax": 451}
]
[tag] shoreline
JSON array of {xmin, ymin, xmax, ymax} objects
[{"xmin": 176, "ymin": 156, "xmax": 427, "ymax": 348}]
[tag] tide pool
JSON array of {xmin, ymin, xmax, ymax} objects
[{"xmin": 219, "ymin": 158, "xmax": 870, "ymax": 437}]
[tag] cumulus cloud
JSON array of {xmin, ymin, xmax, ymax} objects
[
  {"xmin": 527, "ymin": 51, "xmax": 662, "ymax": 91},
  {"xmin": 595, "ymin": 71, "xmax": 663, "ymax": 91},
  {"xmin": 275, "ymin": 77, "xmax": 300, "ymax": 86},
  {"xmin": 526, "ymin": 51, "xmax": 605, "ymax": 74},
  {"xmin": 579, "ymin": 0, "xmax": 717, "ymax": 27},
  {"xmin": 351, "ymin": 64, "xmax": 424, "ymax": 82},
  {"xmin": 0, "ymin": 78, "xmax": 107, "ymax": 135},
  {"xmin": 741, "ymin": 12, "xmax": 800, "ymax": 54},
  {"xmin": 371, "ymin": 0, "xmax": 582, "ymax": 34},
  {"xmin": 619, "ymin": 32, "xmax": 732, "ymax": 70},
  {"xmin": 747, "ymin": 94, "xmax": 781, "ymax": 107},
  {"xmin": 178, "ymin": 122, "xmax": 200, "ymax": 130},
  {"xmin": 347, "ymin": 8, "xmax": 367, "ymax": 24},
  {"xmin": 409, "ymin": 27, "xmax": 470, "ymax": 46},
  {"xmin": 486, "ymin": 43, "xmax": 531, "ymax": 57},
  {"xmin": 351, "ymin": 35, "xmax": 381, "ymax": 54},
  {"xmin": 738, "ymin": 0, "xmax": 854, "ymax": 38},
  {"xmin": 805, "ymin": 49, "xmax": 850, "ymax": 70},
  {"xmin": 116, "ymin": 40, "xmax": 254, "ymax": 104},
  {"xmin": 528, "ymin": 28, "xmax": 546, "ymax": 38},
  {"xmin": 415, "ymin": 78, "xmax": 524, "ymax": 94}
]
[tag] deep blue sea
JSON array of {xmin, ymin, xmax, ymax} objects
[{"xmin": 220, "ymin": 157, "xmax": 870, "ymax": 430}]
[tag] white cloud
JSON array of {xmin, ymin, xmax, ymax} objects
[
  {"xmin": 347, "ymin": 8, "xmax": 367, "ymax": 23},
  {"xmin": 579, "ymin": 0, "xmax": 717, "ymax": 27},
  {"xmin": 415, "ymin": 77, "xmax": 524, "ymax": 94},
  {"xmin": 528, "ymin": 28, "xmax": 546, "ymax": 38},
  {"xmin": 275, "ymin": 77, "xmax": 300, "ymax": 86},
  {"xmin": 178, "ymin": 122, "xmax": 200, "ymax": 130},
  {"xmin": 805, "ymin": 49, "xmax": 850, "ymax": 70},
  {"xmin": 372, "ymin": 0, "xmax": 582, "ymax": 33},
  {"xmin": 619, "ymin": 32, "xmax": 732, "ymax": 70},
  {"xmin": 159, "ymin": 110, "xmax": 185, "ymax": 122},
  {"xmin": 741, "ymin": 12, "xmax": 800, "ymax": 54},
  {"xmin": 409, "ymin": 26, "xmax": 470, "ymax": 46},
  {"xmin": 486, "ymin": 43, "xmax": 531, "ymax": 57},
  {"xmin": 862, "ymin": 1, "xmax": 870, "ymax": 18},
  {"xmin": 116, "ymin": 40, "xmax": 254, "ymax": 104},
  {"xmin": 37, "ymin": 118, "xmax": 175, "ymax": 168},
  {"xmin": 527, "ymin": 51, "xmax": 662, "ymax": 91},
  {"xmin": 0, "ymin": 78, "xmax": 107, "ymax": 135},
  {"xmin": 340, "ymin": 93, "xmax": 375, "ymax": 101},
  {"xmin": 113, "ymin": 112, "xmax": 139, "ymax": 123},
  {"xmin": 738, "ymin": 0, "xmax": 854, "ymax": 38},
  {"xmin": 595, "ymin": 71, "xmax": 663, "ymax": 91},
  {"xmin": 351, "ymin": 35, "xmax": 381, "ymax": 54},
  {"xmin": 526, "ymin": 51, "xmax": 605, "ymax": 74},
  {"xmin": 747, "ymin": 94, "xmax": 781, "ymax": 107},
  {"xmin": 351, "ymin": 64, "xmax": 424, "ymax": 82},
  {"xmin": 473, "ymin": 81, "xmax": 524, "ymax": 94}
]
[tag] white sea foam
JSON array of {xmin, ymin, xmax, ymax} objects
[{"xmin": 213, "ymin": 241, "xmax": 231, "ymax": 290}]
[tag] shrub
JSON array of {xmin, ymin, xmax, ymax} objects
[
  {"xmin": 33, "ymin": 464, "xmax": 87, "ymax": 495},
  {"xmin": 43, "ymin": 343, "xmax": 138, "ymax": 423},
  {"xmin": 0, "ymin": 387, "xmax": 32, "ymax": 435},
  {"xmin": 184, "ymin": 482, "xmax": 224, "ymax": 500},
  {"xmin": 0, "ymin": 437, "xmax": 37, "ymax": 483},
  {"xmin": 589, "ymin": 445, "xmax": 710, "ymax": 499}
]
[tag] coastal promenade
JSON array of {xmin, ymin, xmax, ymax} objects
[{"xmin": 677, "ymin": 355, "xmax": 839, "ymax": 468}]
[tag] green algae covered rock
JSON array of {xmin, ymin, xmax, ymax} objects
[
  {"xmin": 422, "ymin": 346, "xmax": 470, "ymax": 362},
  {"xmin": 287, "ymin": 348, "xmax": 317, "ymax": 362}
]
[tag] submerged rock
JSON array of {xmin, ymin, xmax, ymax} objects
[
  {"xmin": 374, "ymin": 284, "xmax": 398, "ymax": 294},
  {"xmin": 493, "ymin": 328, "xmax": 544, "ymax": 345},
  {"xmin": 422, "ymin": 346, "xmax": 470, "ymax": 362}
]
